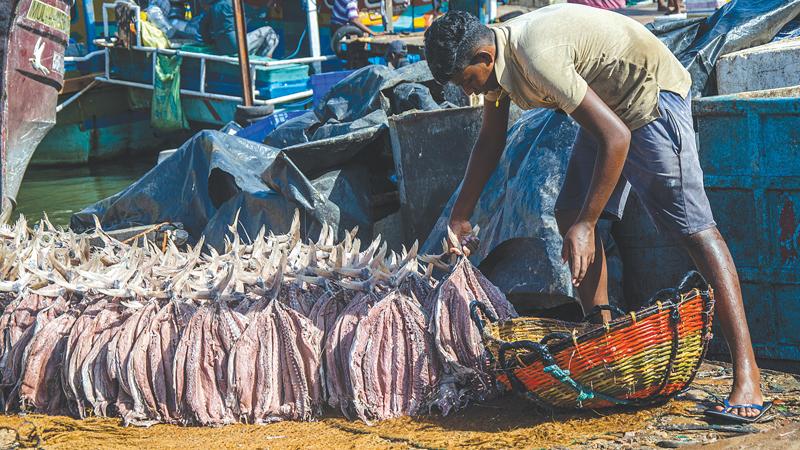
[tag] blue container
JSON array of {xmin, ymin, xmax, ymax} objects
[
  {"xmin": 310, "ymin": 70, "xmax": 355, "ymax": 108},
  {"xmin": 235, "ymin": 110, "xmax": 307, "ymax": 143},
  {"xmin": 257, "ymin": 79, "xmax": 310, "ymax": 99},
  {"xmin": 367, "ymin": 56, "xmax": 387, "ymax": 66},
  {"xmin": 199, "ymin": 78, "xmax": 309, "ymax": 100},
  {"xmin": 692, "ymin": 85, "xmax": 800, "ymax": 362},
  {"xmin": 178, "ymin": 44, "xmax": 310, "ymax": 100}
]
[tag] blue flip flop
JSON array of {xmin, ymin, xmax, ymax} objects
[{"xmin": 704, "ymin": 398, "xmax": 773, "ymax": 423}]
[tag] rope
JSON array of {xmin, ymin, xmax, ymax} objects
[
  {"xmin": 281, "ymin": 28, "xmax": 307, "ymax": 60},
  {"xmin": 501, "ymin": 340, "xmax": 631, "ymax": 408},
  {"xmin": 121, "ymin": 222, "xmax": 169, "ymax": 245},
  {"xmin": 543, "ymin": 365, "xmax": 595, "ymax": 403},
  {"xmin": 539, "ymin": 356, "xmax": 631, "ymax": 406}
]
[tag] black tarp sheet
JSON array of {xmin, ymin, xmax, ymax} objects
[
  {"xmin": 421, "ymin": 0, "xmax": 800, "ymax": 309},
  {"xmin": 71, "ymin": 62, "xmax": 464, "ymax": 248},
  {"xmin": 71, "ymin": 0, "xmax": 800, "ymax": 304},
  {"xmin": 648, "ymin": 0, "xmax": 800, "ymax": 98}
]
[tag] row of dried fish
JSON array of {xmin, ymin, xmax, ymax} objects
[{"xmin": 0, "ymin": 214, "xmax": 517, "ymax": 426}]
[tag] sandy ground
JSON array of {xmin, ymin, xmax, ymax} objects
[
  {"xmin": 0, "ymin": 362, "xmax": 796, "ymax": 449},
  {"xmin": 692, "ymin": 423, "xmax": 800, "ymax": 449}
]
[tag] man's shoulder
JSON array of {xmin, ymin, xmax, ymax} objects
[
  {"xmin": 500, "ymin": 8, "xmax": 563, "ymax": 48},
  {"xmin": 503, "ymin": 4, "xmax": 614, "ymax": 39}
]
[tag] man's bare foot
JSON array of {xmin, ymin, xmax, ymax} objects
[{"xmin": 714, "ymin": 369, "xmax": 764, "ymax": 418}]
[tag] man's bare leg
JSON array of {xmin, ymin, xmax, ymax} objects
[
  {"xmin": 681, "ymin": 227, "xmax": 764, "ymax": 418},
  {"xmin": 556, "ymin": 210, "xmax": 610, "ymax": 319}
]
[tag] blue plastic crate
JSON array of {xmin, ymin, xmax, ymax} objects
[
  {"xmin": 311, "ymin": 70, "xmax": 355, "ymax": 108},
  {"xmin": 257, "ymin": 79, "xmax": 310, "ymax": 99},
  {"xmin": 179, "ymin": 44, "xmax": 310, "ymax": 95},
  {"xmin": 199, "ymin": 78, "xmax": 309, "ymax": 100},
  {"xmin": 367, "ymin": 56, "xmax": 387, "ymax": 66},
  {"xmin": 235, "ymin": 110, "xmax": 307, "ymax": 142}
]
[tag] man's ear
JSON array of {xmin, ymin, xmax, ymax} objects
[{"xmin": 472, "ymin": 49, "xmax": 494, "ymax": 67}]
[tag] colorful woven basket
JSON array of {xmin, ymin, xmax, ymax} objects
[{"xmin": 472, "ymin": 271, "xmax": 715, "ymax": 410}]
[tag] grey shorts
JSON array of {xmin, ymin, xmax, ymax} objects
[{"xmin": 555, "ymin": 90, "xmax": 716, "ymax": 236}]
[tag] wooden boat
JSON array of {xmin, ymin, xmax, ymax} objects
[
  {"xmin": 0, "ymin": 0, "xmax": 70, "ymax": 221},
  {"xmin": 29, "ymin": 0, "xmax": 439, "ymax": 167},
  {"xmin": 31, "ymin": 0, "xmax": 330, "ymax": 167}
]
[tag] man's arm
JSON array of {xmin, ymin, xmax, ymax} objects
[
  {"xmin": 448, "ymin": 95, "xmax": 511, "ymax": 252},
  {"xmin": 345, "ymin": 1, "xmax": 376, "ymax": 36},
  {"xmin": 563, "ymin": 86, "xmax": 631, "ymax": 285},
  {"xmin": 349, "ymin": 17, "xmax": 376, "ymax": 36}
]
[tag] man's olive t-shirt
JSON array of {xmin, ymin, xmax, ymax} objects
[{"xmin": 484, "ymin": 4, "xmax": 691, "ymax": 130}]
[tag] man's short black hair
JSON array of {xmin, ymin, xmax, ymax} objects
[{"xmin": 424, "ymin": 11, "xmax": 494, "ymax": 84}]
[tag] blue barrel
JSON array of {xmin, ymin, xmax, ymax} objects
[{"xmin": 692, "ymin": 86, "xmax": 800, "ymax": 362}]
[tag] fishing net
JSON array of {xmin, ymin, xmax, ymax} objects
[
  {"xmin": 472, "ymin": 271, "xmax": 715, "ymax": 410},
  {"xmin": 151, "ymin": 54, "xmax": 189, "ymax": 133}
]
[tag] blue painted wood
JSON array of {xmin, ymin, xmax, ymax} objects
[
  {"xmin": 692, "ymin": 86, "xmax": 800, "ymax": 362},
  {"xmin": 32, "ymin": 86, "xmax": 193, "ymax": 166}
]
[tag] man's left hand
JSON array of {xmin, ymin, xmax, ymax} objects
[{"xmin": 562, "ymin": 221, "xmax": 595, "ymax": 286}]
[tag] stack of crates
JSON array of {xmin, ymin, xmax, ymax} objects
[
  {"xmin": 108, "ymin": 44, "xmax": 311, "ymax": 100},
  {"xmin": 171, "ymin": 44, "xmax": 311, "ymax": 100}
]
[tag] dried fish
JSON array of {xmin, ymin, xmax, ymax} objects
[{"xmin": 0, "ymin": 212, "xmax": 514, "ymax": 425}]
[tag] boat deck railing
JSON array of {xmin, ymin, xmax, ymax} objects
[{"xmin": 63, "ymin": 1, "xmax": 334, "ymax": 108}]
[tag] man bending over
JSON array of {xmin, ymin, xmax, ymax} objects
[{"xmin": 424, "ymin": 6, "xmax": 768, "ymax": 422}]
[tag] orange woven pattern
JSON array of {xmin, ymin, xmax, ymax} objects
[{"xmin": 482, "ymin": 289, "xmax": 714, "ymax": 409}]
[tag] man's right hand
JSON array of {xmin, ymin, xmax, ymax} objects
[
  {"xmin": 443, "ymin": 93, "xmax": 509, "ymax": 259},
  {"xmin": 447, "ymin": 218, "xmax": 479, "ymax": 256}
]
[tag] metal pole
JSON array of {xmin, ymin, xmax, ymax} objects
[
  {"xmin": 305, "ymin": 0, "xmax": 321, "ymax": 72},
  {"xmin": 386, "ymin": 0, "xmax": 393, "ymax": 33},
  {"xmin": 232, "ymin": 0, "xmax": 253, "ymax": 106},
  {"xmin": 133, "ymin": 5, "xmax": 141, "ymax": 47},
  {"xmin": 102, "ymin": 5, "xmax": 109, "ymax": 40},
  {"xmin": 128, "ymin": 45, "xmax": 334, "ymax": 67},
  {"xmin": 95, "ymin": 76, "xmax": 314, "ymax": 105},
  {"xmin": 104, "ymin": 48, "xmax": 110, "ymax": 78},
  {"xmin": 63, "ymin": 49, "xmax": 105, "ymax": 62},
  {"xmin": 57, "ymin": 80, "xmax": 98, "ymax": 113},
  {"xmin": 250, "ymin": 66, "xmax": 257, "ymax": 101},
  {"xmin": 199, "ymin": 59, "xmax": 206, "ymax": 94}
]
